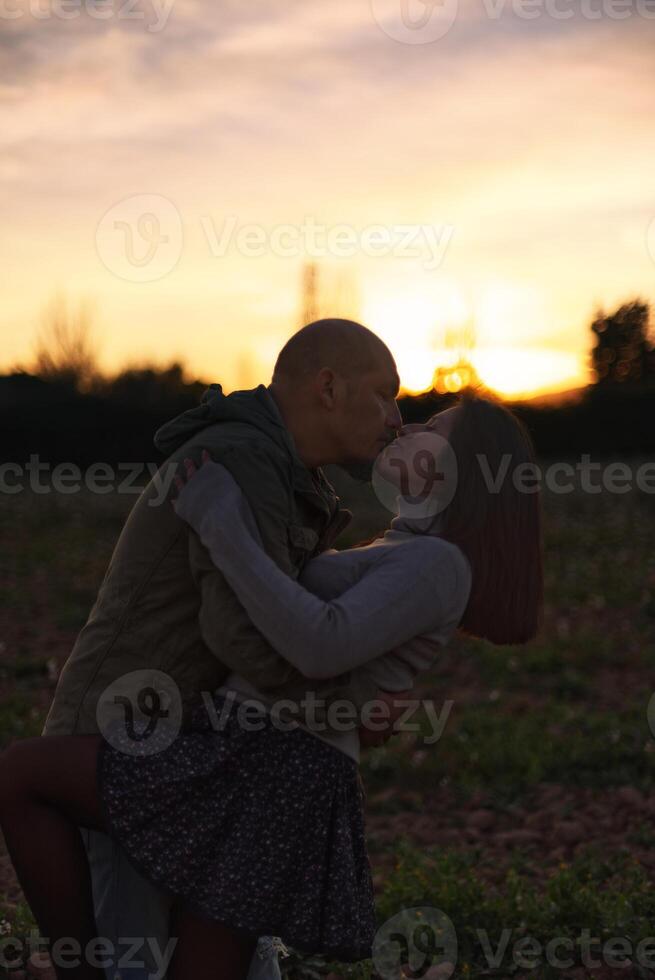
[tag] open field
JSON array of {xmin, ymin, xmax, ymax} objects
[{"xmin": 1, "ymin": 465, "xmax": 654, "ymax": 978}]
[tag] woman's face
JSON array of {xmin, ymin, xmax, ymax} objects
[{"xmin": 374, "ymin": 406, "xmax": 460, "ymax": 498}]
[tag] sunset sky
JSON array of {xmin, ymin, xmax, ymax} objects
[{"xmin": 1, "ymin": 0, "xmax": 654, "ymax": 398}]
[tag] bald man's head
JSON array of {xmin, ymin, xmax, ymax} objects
[
  {"xmin": 267, "ymin": 318, "xmax": 402, "ymax": 470},
  {"xmin": 271, "ymin": 318, "xmax": 392, "ymax": 388}
]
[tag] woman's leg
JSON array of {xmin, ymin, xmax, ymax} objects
[
  {"xmin": 0, "ymin": 735, "xmax": 107, "ymax": 980},
  {"xmin": 168, "ymin": 903, "xmax": 258, "ymax": 980}
]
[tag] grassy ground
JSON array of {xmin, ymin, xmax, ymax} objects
[{"xmin": 1, "ymin": 466, "xmax": 654, "ymax": 978}]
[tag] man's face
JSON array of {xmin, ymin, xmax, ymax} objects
[{"xmin": 336, "ymin": 355, "xmax": 403, "ymax": 464}]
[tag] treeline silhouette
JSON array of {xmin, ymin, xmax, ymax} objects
[
  {"xmin": 1, "ymin": 298, "xmax": 654, "ymax": 468},
  {"xmin": 0, "ymin": 364, "xmax": 206, "ymax": 468}
]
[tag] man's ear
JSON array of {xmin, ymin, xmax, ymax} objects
[{"xmin": 315, "ymin": 367, "xmax": 344, "ymax": 411}]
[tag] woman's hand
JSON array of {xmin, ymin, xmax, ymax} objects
[{"xmin": 172, "ymin": 448, "xmax": 212, "ymax": 501}]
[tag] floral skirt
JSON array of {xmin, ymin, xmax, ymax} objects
[{"xmin": 96, "ymin": 692, "xmax": 376, "ymax": 963}]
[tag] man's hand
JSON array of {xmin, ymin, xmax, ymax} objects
[{"xmin": 358, "ymin": 689, "xmax": 412, "ymax": 749}]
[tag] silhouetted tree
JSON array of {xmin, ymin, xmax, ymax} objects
[
  {"xmin": 591, "ymin": 299, "xmax": 654, "ymax": 385},
  {"xmin": 32, "ymin": 294, "xmax": 100, "ymax": 392}
]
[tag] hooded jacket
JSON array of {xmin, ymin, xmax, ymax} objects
[{"xmin": 42, "ymin": 383, "xmax": 380, "ymax": 737}]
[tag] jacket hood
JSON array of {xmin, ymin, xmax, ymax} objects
[{"xmin": 153, "ymin": 383, "xmax": 287, "ymax": 456}]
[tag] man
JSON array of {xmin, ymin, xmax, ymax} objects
[{"xmin": 42, "ymin": 318, "xmax": 405, "ymax": 979}]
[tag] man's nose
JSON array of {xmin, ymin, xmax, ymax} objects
[{"xmin": 387, "ymin": 401, "xmax": 403, "ymax": 431}]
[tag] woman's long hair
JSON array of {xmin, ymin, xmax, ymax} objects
[
  {"xmin": 438, "ymin": 389, "xmax": 543, "ymax": 644},
  {"xmin": 357, "ymin": 389, "xmax": 544, "ymax": 645}
]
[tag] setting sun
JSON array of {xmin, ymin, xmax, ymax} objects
[
  {"xmin": 362, "ymin": 280, "xmax": 589, "ymax": 400},
  {"xmin": 471, "ymin": 347, "xmax": 587, "ymax": 399}
]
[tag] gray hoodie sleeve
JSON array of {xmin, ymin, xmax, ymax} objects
[
  {"xmin": 299, "ymin": 551, "xmax": 442, "ymax": 691},
  {"xmin": 175, "ymin": 460, "xmax": 463, "ymax": 679}
]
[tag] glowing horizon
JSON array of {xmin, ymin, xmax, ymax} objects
[{"xmin": 1, "ymin": 1, "xmax": 653, "ymax": 400}]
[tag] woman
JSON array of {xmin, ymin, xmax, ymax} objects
[{"xmin": 0, "ymin": 390, "xmax": 542, "ymax": 980}]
